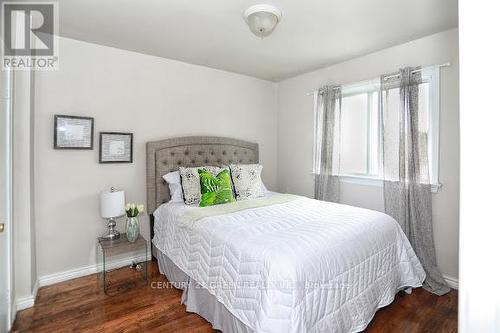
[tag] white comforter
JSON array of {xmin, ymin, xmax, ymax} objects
[{"xmin": 153, "ymin": 193, "xmax": 425, "ymax": 333}]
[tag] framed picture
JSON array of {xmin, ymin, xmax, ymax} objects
[
  {"xmin": 54, "ymin": 115, "xmax": 94, "ymax": 149},
  {"xmin": 99, "ymin": 132, "xmax": 133, "ymax": 163}
]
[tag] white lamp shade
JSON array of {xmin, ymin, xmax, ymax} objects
[{"xmin": 100, "ymin": 189, "xmax": 125, "ymax": 218}]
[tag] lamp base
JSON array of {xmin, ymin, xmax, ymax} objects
[
  {"xmin": 99, "ymin": 231, "xmax": 120, "ymax": 240},
  {"xmin": 100, "ymin": 218, "xmax": 120, "ymax": 240}
]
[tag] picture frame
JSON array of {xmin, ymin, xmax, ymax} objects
[
  {"xmin": 99, "ymin": 132, "xmax": 133, "ymax": 163},
  {"xmin": 54, "ymin": 115, "xmax": 94, "ymax": 150}
]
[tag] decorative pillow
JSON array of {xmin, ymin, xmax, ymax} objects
[
  {"xmin": 162, "ymin": 171, "xmax": 183, "ymax": 203},
  {"xmin": 198, "ymin": 169, "xmax": 235, "ymax": 207},
  {"xmin": 179, "ymin": 166, "xmax": 224, "ymax": 205},
  {"xmin": 229, "ymin": 164, "xmax": 265, "ymax": 200}
]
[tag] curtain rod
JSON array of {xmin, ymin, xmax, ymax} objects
[{"xmin": 305, "ymin": 62, "xmax": 451, "ymax": 96}]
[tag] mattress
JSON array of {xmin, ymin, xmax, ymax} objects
[{"xmin": 152, "ymin": 193, "xmax": 425, "ymax": 333}]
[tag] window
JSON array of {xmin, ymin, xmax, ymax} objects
[
  {"xmin": 340, "ymin": 82, "xmax": 380, "ymax": 177},
  {"xmin": 331, "ymin": 66, "xmax": 440, "ymax": 190}
]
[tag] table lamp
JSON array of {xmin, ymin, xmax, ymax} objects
[{"xmin": 100, "ymin": 187, "xmax": 125, "ymax": 240}]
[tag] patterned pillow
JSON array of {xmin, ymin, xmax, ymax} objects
[
  {"xmin": 199, "ymin": 169, "xmax": 235, "ymax": 207},
  {"xmin": 179, "ymin": 166, "xmax": 224, "ymax": 205},
  {"xmin": 229, "ymin": 164, "xmax": 265, "ymax": 200}
]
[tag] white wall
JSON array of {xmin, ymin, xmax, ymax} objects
[
  {"xmin": 34, "ymin": 37, "xmax": 278, "ymax": 277},
  {"xmin": 277, "ymin": 29, "xmax": 459, "ymax": 280},
  {"xmin": 459, "ymin": 2, "xmax": 500, "ymax": 330}
]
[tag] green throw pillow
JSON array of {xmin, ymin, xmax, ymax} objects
[{"xmin": 198, "ymin": 168, "xmax": 236, "ymax": 207}]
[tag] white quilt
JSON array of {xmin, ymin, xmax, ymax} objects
[{"xmin": 153, "ymin": 193, "xmax": 425, "ymax": 333}]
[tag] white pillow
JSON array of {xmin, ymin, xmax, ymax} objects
[
  {"xmin": 229, "ymin": 164, "xmax": 265, "ymax": 200},
  {"xmin": 162, "ymin": 171, "xmax": 184, "ymax": 203}
]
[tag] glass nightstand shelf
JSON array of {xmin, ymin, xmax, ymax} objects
[{"xmin": 97, "ymin": 233, "xmax": 149, "ymax": 295}]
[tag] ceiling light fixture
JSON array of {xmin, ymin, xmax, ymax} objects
[{"xmin": 243, "ymin": 4, "xmax": 282, "ymax": 38}]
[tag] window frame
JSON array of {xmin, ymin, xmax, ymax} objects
[
  {"xmin": 330, "ymin": 66, "xmax": 441, "ymax": 192},
  {"xmin": 339, "ymin": 79, "xmax": 381, "ymax": 179}
]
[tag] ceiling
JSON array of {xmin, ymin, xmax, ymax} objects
[{"xmin": 58, "ymin": 0, "xmax": 458, "ymax": 81}]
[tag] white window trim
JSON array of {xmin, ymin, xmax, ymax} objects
[{"xmin": 338, "ymin": 175, "xmax": 442, "ymax": 193}]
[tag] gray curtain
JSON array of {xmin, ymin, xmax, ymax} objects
[
  {"xmin": 313, "ymin": 85, "xmax": 342, "ymax": 202},
  {"xmin": 381, "ymin": 67, "xmax": 450, "ymax": 295}
]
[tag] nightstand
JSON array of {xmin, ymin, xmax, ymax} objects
[{"xmin": 97, "ymin": 233, "xmax": 149, "ymax": 295}]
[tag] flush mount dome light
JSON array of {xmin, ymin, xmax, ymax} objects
[{"xmin": 243, "ymin": 4, "xmax": 282, "ymax": 38}]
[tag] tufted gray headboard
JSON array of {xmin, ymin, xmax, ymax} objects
[{"xmin": 146, "ymin": 136, "xmax": 259, "ymax": 215}]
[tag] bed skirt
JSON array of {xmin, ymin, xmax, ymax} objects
[{"xmin": 156, "ymin": 247, "xmax": 253, "ymax": 333}]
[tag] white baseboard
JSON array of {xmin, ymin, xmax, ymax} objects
[
  {"xmin": 15, "ymin": 278, "xmax": 39, "ymax": 312},
  {"xmin": 15, "ymin": 295, "xmax": 35, "ymax": 312},
  {"xmin": 38, "ymin": 263, "xmax": 98, "ymax": 287},
  {"xmin": 15, "ymin": 254, "xmax": 151, "ymax": 311},
  {"xmin": 39, "ymin": 254, "xmax": 151, "ymax": 287},
  {"xmin": 443, "ymin": 274, "xmax": 459, "ymax": 289}
]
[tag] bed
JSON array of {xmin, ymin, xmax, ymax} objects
[{"xmin": 146, "ymin": 136, "xmax": 425, "ymax": 333}]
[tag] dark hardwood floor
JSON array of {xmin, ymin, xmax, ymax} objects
[{"xmin": 12, "ymin": 262, "xmax": 458, "ymax": 333}]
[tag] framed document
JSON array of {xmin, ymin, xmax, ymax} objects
[
  {"xmin": 99, "ymin": 132, "xmax": 133, "ymax": 163},
  {"xmin": 54, "ymin": 115, "xmax": 94, "ymax": 149}
]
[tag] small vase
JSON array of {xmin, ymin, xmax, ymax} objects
[{"xmin": 126, "ymin": 216, "xmax": 140, "ymax": 242}]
